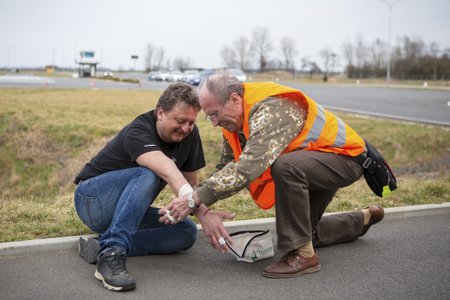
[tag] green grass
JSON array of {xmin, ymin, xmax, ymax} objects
[{"xmin": 0, "ymin": 87, "xmax": 449, "ymax": 242}]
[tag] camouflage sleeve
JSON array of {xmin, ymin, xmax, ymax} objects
[
  {"xmin": 215, "ymin": 136, "xmax": 234, "ymax": 171},
  {"xmin": 195, "ymin": 97, "xmax": 307, "ymax": 206}
]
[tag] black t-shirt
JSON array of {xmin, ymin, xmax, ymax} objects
[{"xmin": 75, "ymin": 110, "xmax": 206, "ymax": 190}]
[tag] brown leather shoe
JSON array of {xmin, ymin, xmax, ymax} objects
[
  {"xmin": 262, "ymin": 250, "xmax": 321, "ymax": 279},
  {"xmin": 361, "ymin": 205, "xmax": 384, "ymax": 236}
]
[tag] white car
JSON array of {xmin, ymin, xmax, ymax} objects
[
  {"xmin": 148, "ymin": 71, "xmax": 159, "ymax": 81},
  {"xmin": 228, "ymin": 69, "xmax": 247, "ymax": 82},
  {"xmin": 148, "ymin": 71, "xmax": 171, "ymax": 81},
  {"xmin": 103, "ymin": 71, "xmax": 114, "ymax": 77},
  {"xmin": 168, "ymin": 71, "xmax": 184, "ymax": 82},
  {"xmin": 181, "ymin": 70, "xmax": 199, "ymax": 83}
]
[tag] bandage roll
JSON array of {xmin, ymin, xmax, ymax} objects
[
  {"xmin": 178, "ymin": 183, "xmax": 194, "ymax": 197},
  {"xmin": 165, "ymin": 210, "xmax": 176, "ymax": 222}
]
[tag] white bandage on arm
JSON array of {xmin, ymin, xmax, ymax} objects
[{"xmin": 178, "ymin": 183, "xmax": 194, "ymax": 197}]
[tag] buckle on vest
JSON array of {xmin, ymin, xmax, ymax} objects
[{"xmin": 362, "ymin": 157, "xmax": 372, "ymax": 169}]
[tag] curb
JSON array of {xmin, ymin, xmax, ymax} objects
[{"xmin": 1, "ymin": 203, "xmax": 449, "ymax": 258}]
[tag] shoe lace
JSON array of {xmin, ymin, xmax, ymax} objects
[{"xmin": 106, "ymin": 253, "xmax": 127, "ymax": 275}]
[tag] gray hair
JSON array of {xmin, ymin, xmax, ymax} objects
[
  {"xmin": 155, "ymin": 82, "xmax": 200, "ymax": 117},
  {"xmin": 199, "ymin": 72, "xmax": 244, "ymax": 104}
]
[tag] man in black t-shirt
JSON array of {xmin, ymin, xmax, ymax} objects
[{"xmin": 74, "ymin": 83, "xmax": 209, "ymax": 292}]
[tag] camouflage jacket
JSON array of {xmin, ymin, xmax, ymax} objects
[{"xmin": 196, "ymin": 97, "xmax": 307, "ymax": 206}]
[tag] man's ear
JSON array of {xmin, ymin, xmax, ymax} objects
[
  {"xmin": 156, "ymin": 107, "xmax": 164, "ymax": 120},
  {"xmin": 231, "ymin": 92, "xmax": 243, "ymax": 105}
]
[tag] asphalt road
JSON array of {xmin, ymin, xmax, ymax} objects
[
  {"xmin": 0, "ymin": 74, "xmax": 169, "ymax": 90},
  {"xmin": 1, "ymin": 74, "xmax": 449, "ymax": 126},
  {"xmin": 1, "ymin": 208, "xmax": 449, "ymax": 300},
  {"xmin": 282, "ymin": 81, "xmax": 450, "ymax": 126}
]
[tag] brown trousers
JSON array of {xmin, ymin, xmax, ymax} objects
[{"xmin": 271, "ymin": 150, "xmax": 365, "ymax": 251}]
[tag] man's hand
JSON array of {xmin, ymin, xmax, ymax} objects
[
  {"xmin": 158, "ymin": 194, "xmax": 192, "ymax": 225},
  {"xmin": 197, "ymin": 209, "xmax": 235, "ymax": 253}
]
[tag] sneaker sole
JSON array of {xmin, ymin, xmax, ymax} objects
[
  {"xmin": 262, "ymin": 264, "xmax": 322, "ymax": 279},
  {"xmin": 94, "ymin": 269, "xmax": 136, "ymax": 291},
  {"xmin": 78, "ymin": 237, "xmax": 99, "ymax": 264}
]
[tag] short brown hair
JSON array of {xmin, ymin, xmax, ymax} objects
[{"xmin": 155, "ymin": 83, "xmax": 200, "ymax": 117}]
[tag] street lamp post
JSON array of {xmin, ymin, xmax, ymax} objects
[
  {"xmin": 377, "ymin": 0, "xmax": 406, "ymax": 83},
  {"xmin": 131, "ymin": 55, "xmax": 139, "ymax": 71}
]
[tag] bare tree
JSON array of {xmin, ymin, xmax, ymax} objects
[
  {"xmin": 154, "ymin": 47, "xmax": 166, "ymax": 71},
  {"xmin": 352, "ymin": 34, "xmax": 368, "ymax": 78},
  {"xmin": 402, "ymin": 36, "xmax": 425, "ymax": 61},
  {"xmin": 173, "ymin": 57, "xmax": 192, "ymax": 71},
  {"xmin": 341, "ymin": 40, "xmax": 354, "ymax": 67},
  {"xmin": 280, "ymin": 36, "xmax": 298, "ymax": 70},
  {"xmin": 330, "ymin": 52, "xmax": 338, "ymax": 76},
  {"xmin": 144, "ymin": 43, "xmax": 156, "ymax": 72},
  {"xmin": 165, "ymin": 58, "xmax": 172, "ymax": 71},
  {"xmin": 354, "ymin": 34, "xmax": 367, "ymax": 69},
  {"xmin": 429, "ymin": 42, "xmax": 440, "ymax": 80},
  {"xmin": 267, "ymin": 59, "xmax": 283, "ymax": 69},
  {"xmin": 392, "ymin": 36, "xmax": 426, "ymax": 79},
  {"xmin": 251, "ymin": 27, "xmax": 273, "ymax": 72},
  {"xmin": 300, "ymin": 57, "xmax": 311, "ymax": 71},
  {"xmin": 370, "ymin": 38, "xmax": 387, "ymax": 76},
  {"xmin": 220, "ymin": 45, "xmax": 237, "ymax": 68},
  {"xmin": 232, "ymin": 36, "xmax": 252, "ymax": 70},
  {"xmin": 341, "ymin": 40, "xmax": 357, "ymax": 78},
  {"xmin": 341, "ymin": 34, "xmax": 448, "ymax": 80},
  {"xmin": 301, "ymin": 56, "xmax": 320, "ymax": 78},
  {"xmin": 319, "ymin": 47, "xmax": 334, "ymax": 81}
]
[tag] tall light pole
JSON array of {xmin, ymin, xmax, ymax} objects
[
  {"xmin": 377, "ymin": 0, "xmax": 406, "ymax": 83},
  {"xmin": 131, "ymin": 55, "xmax": 138, "ymax": 71},
  {"xmin": 7, "ymin": 46, "xmax": 11, "ymax": 69}
]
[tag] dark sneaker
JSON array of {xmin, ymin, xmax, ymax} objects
[
  {"xmin": 95, "ymin": 246, "xmax": 136, "ymax": 291},
  {"xmin": 78, "ymin": 236, "xmax": 100, "ymax": 264}
]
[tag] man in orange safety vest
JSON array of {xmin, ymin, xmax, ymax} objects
[{"xmin": 161, "ymin": 73, "xmax": 384, "ymax": 279}]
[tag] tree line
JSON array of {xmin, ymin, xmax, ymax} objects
[
  {"xmin": 342, "ymin": 34, "xmax": 450, "ymax": 80},
  {"xmin": 143, "ymin": 26, "xmax": 450, "ymax": 80}
]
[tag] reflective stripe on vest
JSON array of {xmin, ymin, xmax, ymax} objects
[{"xmin": 222, "ymin": 82, "xmax": 365, "ymax": 209}]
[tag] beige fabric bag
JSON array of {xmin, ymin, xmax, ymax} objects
[{"xmin": 226, "ymin": 230, "xmax": 275, "ymax": 263}]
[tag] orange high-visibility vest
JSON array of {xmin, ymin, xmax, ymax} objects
[{"xmin": 222, "ymin": 82, "xmax": 365, "ymax": 209}]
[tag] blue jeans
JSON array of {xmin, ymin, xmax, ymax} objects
[{"xmin": 74, "ymin": 167, "xmax": 197, "ymax": 256}]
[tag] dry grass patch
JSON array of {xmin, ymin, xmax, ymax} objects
[
  {"xmin": 0, "ymin": 194, "xmax": 86, "ymax": 242},
  {"xmin": 0, "ymin": 87, "xmax": 449, "ymax": 242}
]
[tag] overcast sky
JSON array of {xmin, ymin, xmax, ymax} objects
[{"xmin": 1, "ymin": 0, "xmax": 449, "ymax": 70}]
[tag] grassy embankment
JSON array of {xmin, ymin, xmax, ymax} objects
[{"xmin": 0, "ymin": 88, "xmax": 449, "ymax": 242}]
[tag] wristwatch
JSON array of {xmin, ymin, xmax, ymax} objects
[{"xmin": 187, "ymin": 192, "xmax": 198, "ymax": 209}]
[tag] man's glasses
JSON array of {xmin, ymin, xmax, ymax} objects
[{"xmin": 204, "ymin": 98, "xmax": 229, "ymax": 122}]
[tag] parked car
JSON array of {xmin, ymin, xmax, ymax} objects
[
  {"xmin": 181, "ymin": 70, "xmax": 199, "ymax": 83},
  {"xmin": 227, "ymin": 68, "xmax": 247, "ymax": 81},
  {"xmin": 148, "ymin": 71, "xmax": 159, "ymax": 81},
  {"xmin": 157, "ymin": 71, "xmax": 171, "ymax": 81},
  {"xmin": 103, "ymin": 71, "xmax": 114, "ymax": 78},
  {"xmin": 186, "ymin": 69, "xmax": 215, "ymax": 86},
  {"xmin": 168, "ymin": 71, "xmax": 184, "ymax": 82}
]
